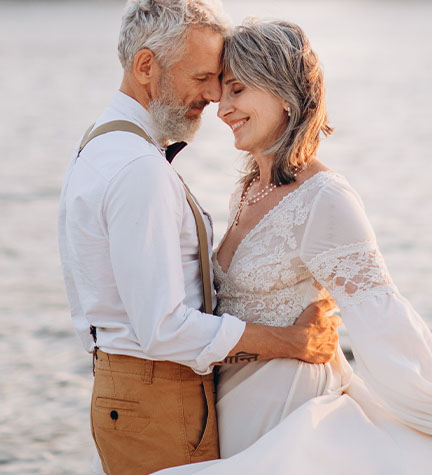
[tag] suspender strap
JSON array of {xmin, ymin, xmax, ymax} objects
[
  {"xmin": 78, "ymin": 120, "xmax": 155, "ymax": 155},
  {"xmin": 78, "ymin": 121, "xmax": 213, "ymax": 315},
  {"xmin": 183, "ymin": 188, "xmax": 213, "ymax": 314},
  {"xmin": 79, "ymin": 122, "xmax": 96, "ymax": 153}
]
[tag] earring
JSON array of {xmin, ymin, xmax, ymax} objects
[{"xmin": 283, "ymin": 102, "xmax": 291, "ymax": 117}]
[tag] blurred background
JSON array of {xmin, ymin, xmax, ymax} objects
[{"xmin": 1, "ymin": 0, "xmax": 431, "ymax": 473}]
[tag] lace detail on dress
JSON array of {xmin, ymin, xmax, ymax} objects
[
  {"xmin": 214, "ymin": 172, "xmax": 336, "ymax": 327},
  {"xmin": 214, "ymin": 256, "xmax": 312, "ymax": 327},
  {"xmin": 307, "ymin": 241, "xmax": 398, "ymax": 307}
]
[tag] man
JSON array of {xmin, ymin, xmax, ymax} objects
[{"xmin": 58, "ymin": 1, "xmax": 339, "ymax": 474}]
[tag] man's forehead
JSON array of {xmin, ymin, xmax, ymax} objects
[{"xmin": 184, "ymin": 27, "xmax": 224, "ymax": 64}]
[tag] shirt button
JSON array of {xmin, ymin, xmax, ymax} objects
[{"xmin": 110, "ymin": 410, "xmax": 119, "ymax": 420}]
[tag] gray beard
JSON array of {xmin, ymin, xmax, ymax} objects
[{"xmin": 148, "ymin": 76, "xmax": 202, "ymax": 145}]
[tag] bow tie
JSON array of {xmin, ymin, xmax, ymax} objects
[{"xmin": 165, "ymin": 141, "xmax": 188, "ymax": 163}]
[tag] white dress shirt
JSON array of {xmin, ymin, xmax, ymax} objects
[{"xmin": 58, "ymin": 90, "xmax": 245, "ymax": 374}]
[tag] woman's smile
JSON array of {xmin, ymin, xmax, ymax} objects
[{"xmin": 230, "ymin": 118, "xmax": 249, "ymax": 133}]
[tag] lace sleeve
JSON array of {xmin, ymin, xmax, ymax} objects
[
  {"xmin": 301, "ymin": 177, "xmax": 397, "ymax": 307},
  {"xmin": 307, "ymin": 242, "xmax": 397, "ymax": 306},
  {"xmin": 301, "ymin": 175, "xmax": 432, "ymax": 436}
]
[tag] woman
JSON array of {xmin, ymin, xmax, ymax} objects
[{"xmin": 155, "ymin": 19, "xmax": 432, "ymax": 474}]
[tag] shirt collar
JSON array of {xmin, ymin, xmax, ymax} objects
[{"xmin": 110, "ymin": 90, "xmax": 165, "ymax": 155}]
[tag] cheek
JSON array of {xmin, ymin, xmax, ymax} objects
[
  {"xmin": 183, "ymin": 85, "xmax": 203, "ymax": 106},
  {"xmin": 257, "ymin": 95, "xmax": 286, "ymax": 129},
  {"xmin": 253, "ymin": 110, "xmax": 280, "ymax": 134},
  {"xmin": 266, "ymin": 109, "xmax": 287, "ymax": 135},
  {"xmin": 169, "ymin": 76, "xmax": 194, "ymax": 104}
]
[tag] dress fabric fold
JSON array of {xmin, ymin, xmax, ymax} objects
[{"xmin": 153, "ymin": 171, "xmax": 432, "ymax": 475}]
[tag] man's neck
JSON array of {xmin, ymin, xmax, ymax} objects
[{"xmin": 119, "ymin": 75, "xmax": 150, "ymax": 110}]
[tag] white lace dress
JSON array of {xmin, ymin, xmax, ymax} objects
[{"xmin": 156, "ymin": 171, "xmax": 432, "ymax": 475}]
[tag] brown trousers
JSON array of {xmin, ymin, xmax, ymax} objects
[{"xmin": 91, "ymin": 351, "xmax": 219, "ymax": 475}]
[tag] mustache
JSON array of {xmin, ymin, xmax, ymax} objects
[{"xmin": 188, "ymin": 100, "xmax": 210, "ymax": 111}]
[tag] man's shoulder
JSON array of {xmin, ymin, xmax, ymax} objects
[{"xmin": 77, "ymin": 129, "xmax": 169, "ymax": 185}]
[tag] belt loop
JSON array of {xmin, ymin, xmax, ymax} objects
[{"xmin": 143, "ymin": 360, "xmax": 153, "ymax": 384}]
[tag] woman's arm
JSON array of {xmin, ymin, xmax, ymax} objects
[{"xmin": 300, "ymin": 176, "xmax": 432, "ymax": 434}]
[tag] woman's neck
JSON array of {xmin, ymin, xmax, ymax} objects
[{"xmin": 253, "ymin": 153, "xmax": 274, "ymax": 187}]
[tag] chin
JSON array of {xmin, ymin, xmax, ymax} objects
[{"xmin": 234, "ymin": 138, "xmax": 251, "ymax": 153}]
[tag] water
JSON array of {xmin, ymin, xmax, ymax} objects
[{"xmin": 1, "ymin": 1, "xmax": 431, "ymax": 473}]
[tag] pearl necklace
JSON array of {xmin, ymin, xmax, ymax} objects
[
  {"xmin": 233, "ymin": 166, "xmax": 305, "ymax": 225},
  {"xmin": 234, "ymin": 177, "xmax": 280, "ymax": 225}
]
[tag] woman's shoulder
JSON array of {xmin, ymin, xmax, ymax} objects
[
  {"xmin": 304, "ymin": 170, "xmax": 376, "ymax": 248},
  {"xmin": 311, "ymin": 170, "xmax": 365, "ymax": 210},
  {"xmin": 273, "ymin": 170, "xmax": 362, "ymax": 213},
  {"xmin": 309, "ymin": 169, "xmax": 351, "ymax": 190}
]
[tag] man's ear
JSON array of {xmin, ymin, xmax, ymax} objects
[{"xmin": 132, "ymin": 49, "xmax": 161, "ymax": 85}]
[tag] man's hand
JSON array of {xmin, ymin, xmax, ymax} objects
[
  {"xmin": 215, "ymin": 299, "xmax": 341, "ymax": 366},
  {"xmin": 291, "ymin": 299, "xmax": 341, "ymax": 364}
]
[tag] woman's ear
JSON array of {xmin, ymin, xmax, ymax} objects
[{"xmin": 132, "ymin": 49, "xmax": 161, "ymax": 86}]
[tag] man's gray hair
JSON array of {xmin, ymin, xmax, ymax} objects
[{"xmin": 118, "ymin": 0, "xmax": 230, "ymax": 71}]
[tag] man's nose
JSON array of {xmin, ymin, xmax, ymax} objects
[{"xmin": 202, "ymin": 77, "xmax": 222, "ymax": 103}]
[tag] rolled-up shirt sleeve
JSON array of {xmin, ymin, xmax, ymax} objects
[{"xmin": 103, "ymin": 155, "xmax": 245, "ymax": 374}]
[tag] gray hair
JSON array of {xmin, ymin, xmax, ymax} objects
[
  {"xmin": 118, "ymin": 0, "xmax": 231, "ymax": 71},
  {"xmin": 223, "ymin": 19, "xmax": 333, "ymax": 186}
]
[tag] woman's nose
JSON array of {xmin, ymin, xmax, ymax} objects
[{"xmin": 217, "ymin": 95, "xmax": 233, "ymax": 120}]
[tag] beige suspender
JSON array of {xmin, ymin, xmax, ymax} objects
[
  {"xmin": 182, "ymin": 185, "xmax": 214, "ymax": 315},
  {"xmin": 78, "ymin": 121, "xmax": 213, "ymax": 315},
  {"xmin": 78, "ymin": 120, "xmax": 154, "ymax": 155}
]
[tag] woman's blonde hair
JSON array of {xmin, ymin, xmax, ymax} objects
[{"xmin": 223, "ymin": 19, "xmax": 333, "ymax": 185}]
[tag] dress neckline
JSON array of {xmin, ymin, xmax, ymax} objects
[{"xmin": 215, "ymin": 170, "xmax": 335, "ymax": 275}]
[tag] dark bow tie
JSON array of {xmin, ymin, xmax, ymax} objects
[{"xmin": 165, "ymin": 141, "xmax": 187, "ymax": 163}]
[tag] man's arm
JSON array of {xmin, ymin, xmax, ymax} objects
[
  {"xmin": 216, "ymin": 300, "xmax": 340, "ymax": 365},
  {"xmin": 105, "ymin": 155, "xmax": 338, "ymax": 372},
  {"xmin": 104, "ymin": 156, "xmax": 246, "ymax": 373}
]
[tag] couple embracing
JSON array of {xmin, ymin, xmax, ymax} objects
[{"xmin": 58, "ymin": 1, "xmax": 432, "ymax": 474}]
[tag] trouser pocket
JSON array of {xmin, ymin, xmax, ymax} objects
[
  {"xmin": 188, "ymin": 378, "xmax": 219, "ymax": 461},
  {"xmin": 91, "ymin": 358, "xmax": 219, "ymax": 474},
  {"xmin": 93, "ymin": 396, "xmax": 150, "ymax": 433}
]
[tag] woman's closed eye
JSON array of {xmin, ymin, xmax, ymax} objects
[{"xmin": 232, "ymin": 86, "xmax": 244, "ymax": 95}]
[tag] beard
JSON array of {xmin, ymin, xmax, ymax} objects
[{"xmin": 148, "ymin": 73, "xmax": 208, "ymax": 145}]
